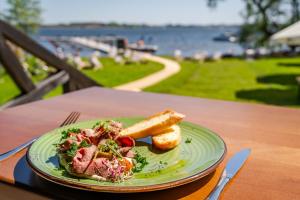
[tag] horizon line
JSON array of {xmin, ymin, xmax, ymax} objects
[{"xmin": 42, "ymin": 21, "xmax": 242, "ymax": 27}]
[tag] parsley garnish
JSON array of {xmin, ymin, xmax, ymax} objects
[
  {"xmin": 61, "ymin": 130, "xmax": 68, "ymax": 140},
  {"xmin": 185, "ymin": 138, "xmax": 192, "ymax": 144},
  {"xmin": 92, "ymin": 121, "xmax": 100, "ymax": 129},
  {"xmin": 66, "ymin": 143, "xmax": 78, "ymax": 158},
  {"xmin": 132, "ymin": 152, "xmax": 148, "ymax": 172},
  {"xmin": 79, "ymin": 140, "xmax": 91, "ymax": 148},
  {"xmin": 61, "ymin": 128, "xmax": 81, "ymax": 140},
  {"xmin": 65, "ymin": 140, "xmax": 91, "ymax": 159},
  {"xmin": 93, "ymin": 120, "xmax": 110, "ymax": 130}
]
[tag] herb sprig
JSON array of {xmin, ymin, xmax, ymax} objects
[
  {"xmin": 65, "ymin": 140, "xmax": 91, "ymax": 158},
  {"xmin": 61, "ymin": 128, "xmax": 81, "ymax": 140},
  {"xmin": 132, "ymin": 152, "xmax": 148, "ymax": 172},
  {"xmin": 66, "ymin": 143, "xmax": 78, "ymax": 157}
]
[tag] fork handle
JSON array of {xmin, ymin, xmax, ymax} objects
[{"xmin": 0, "ymin": 137, "xmax": 38, "ymax": 162}]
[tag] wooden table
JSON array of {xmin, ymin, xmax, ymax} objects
[{"xmin": 0, "ymin": 87, "xmax": 299, "ymax": 200}]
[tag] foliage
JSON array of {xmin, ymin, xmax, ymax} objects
[
  {"xmin": 3, "ymin": 0, "xmax": 42, "ymax": 34},
  {"xmin": 207, "ymin": 0, "xmax": 300, "ymax": 47}
]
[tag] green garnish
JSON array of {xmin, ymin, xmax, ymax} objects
[
  {"xmin": 93, "ymin": 120, "xmax": 110, "ymax": 130},
  {"xmin": 61, "ymin": 128, "xmax": 81, "ymax": 140},
  {"xmin": 106, "ymin": 139, "xmax": 118, "ymax": 149},
  {"xmin": 159, "ymin": 161, "xmax": 168, "ymax": 165},
  {"xmin": 61, "ymin": 131, "xmax": 68, "ymax": 140},
  {"xmin": 92, "ymin": 121, "xmax": 100, "ymax": 129},
  {"xmin": 66, "ymin": 143, "xmax": 78, "ymax": 158},
  {"xmin": 98, "ymin": 139, "xmax": 122, "ymax": 158},
  {"xmin": 132, "ymin": 152, "xmax": 148, "ymax": 173},
  {"xmin": 65, "ymin": 140, "xmax": 91, "ymax": 159},
  {"xmin": 185, "ymin": 138, "xmax": 192, "ymax": 144},
  {"xmin": 98, "ymin": 144, "xmax": 110, "ymax": 152},
  {"xmin": 79, "ymin": 140, "xmax": 91, "ymax": 148}
]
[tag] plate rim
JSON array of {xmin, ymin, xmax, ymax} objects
[{"xmin": 26, "ymin": 118, "xmax": 227, "ymax": 193}]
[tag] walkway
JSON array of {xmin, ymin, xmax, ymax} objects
[{"xmin": 114, "ymin": 53, "xmax": 181, "ymax": 91}]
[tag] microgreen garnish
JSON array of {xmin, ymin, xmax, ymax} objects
[{"xmin": 98, "ymin": 139, "xmax": 122, "ymax": 158}]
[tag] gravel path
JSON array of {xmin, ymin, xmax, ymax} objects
[{"xmin": 114, "ymin": 53, "xmax": 180, "ymax": 91}]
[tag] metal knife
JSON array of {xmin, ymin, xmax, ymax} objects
[{"xmin": 207, "ymin": 148, "xmax": 251, "ymax": 200}]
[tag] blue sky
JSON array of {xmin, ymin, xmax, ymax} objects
[{"xmin": 0, "ymin": 0, "xmax": 244, "ymax": 25}]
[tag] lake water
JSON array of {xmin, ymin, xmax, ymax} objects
[{"xmin": 37, "ymin": 26, "xmax": 243, "ymax": 57}]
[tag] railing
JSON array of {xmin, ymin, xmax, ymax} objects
[{"xmin": 0, "ymin": 20, "xmax": 100, "ymax": 109}]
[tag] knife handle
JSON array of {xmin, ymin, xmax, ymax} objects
[{"xmin": 207, "ymin": 176, "xmax": 230, "ymax": 200}]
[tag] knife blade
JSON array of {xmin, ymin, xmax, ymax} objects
[{"xmin": 207, "ymin": 148, "xmax": 251, "ymax": 200}]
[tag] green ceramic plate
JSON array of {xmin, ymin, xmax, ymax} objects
[{"xmin": 27, "ymin": 118, "xmax": 226, "ymax": 193}]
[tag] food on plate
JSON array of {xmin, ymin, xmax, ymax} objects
[
  {"xmin": 57, "ymin": 110, "xmax": 185, "ymax": 182},
  {"xmin": 152, "ymin": 125, "xmax": 181, "ymax": 150},
  {"xmin": 120, "ymin": 110, "xmax": 185, "ymax": 139},
  {"xmin": 57, "ymin": 120, "xmax": 140, "ymax": 182}
]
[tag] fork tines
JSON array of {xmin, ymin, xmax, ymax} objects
[{"xmin": 60, "ymin": 112, "xmax": 80, "ymax": 127}]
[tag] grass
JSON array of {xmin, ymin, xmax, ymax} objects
[
  {"xmin": 2, "ymin": 56, "xmax": 300, "ymax": 107},
  {"xmin": 81, "ymin": 58, "xmax": 163, "ymax": 87},
  {"xmin": 0, "ymin": 57, "xmax": 163, "ymax": 105},
  {"xmin": 145, "ymin": 57, "xmax": 300, "ymax": 107}
]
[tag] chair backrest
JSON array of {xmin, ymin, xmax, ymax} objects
[{"xmin": 0, "ymin": 20, "xmax": 100, "ymax": 109}]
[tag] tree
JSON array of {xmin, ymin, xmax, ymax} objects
[
  {"xmin": 207, "ymin": 0, "xmax": 300, "ymax": 47},
  {"xmin": 4, "ymin": 0, "xmax": 42, "ymax": 34},
  {"xmin": 289, "ymin": 0, "xmax": 300, "ymax": 23}
]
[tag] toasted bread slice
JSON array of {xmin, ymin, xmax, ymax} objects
[
  {"xmin": 152, "ymin": 125, "xmax": 181, "ymax": 150},
  {"xmin": 120, "ymin": 110, "xmax": 185, "ymax": 139}
]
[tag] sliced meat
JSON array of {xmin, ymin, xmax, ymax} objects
[
  {"xmin": 118, "ymin": 147, "xmax": 135, "ymax": 158},
  {"xmin": 82, "ymin": 129, "xmax": 95, "ymax": 137},
  {"xmin": 93, "ymin": 120, "xmax": 123, "ymax": 141},
  {"xmin": 84, "ymin": 158, "xmax": 111, "ymax": 178},
  {"xmin": 85, "ymin": 157, "xmax": 126, "ymax": 181},
  {"xmin": 76, "ymin": 133, "xmax": 87, "ymax": 143},
  {"xmin": 118, "ymin": 147, "xmax": 132, "ymax": 155},
  {"xmin": 110, "ymin": 121, "xmax": 123, "ymax": 132},
  {"xmin": 82, "ymin": 128, "xmax": 102, "ymax": 145},
  {"xmin": 59, "ymin": 139, "xmax": 80, "ymax": 152},
  {"xmin": 72, "ymin": 145, "xmax": 97, "ymax": 174},
  {"xmin": 59, "ymin": 132, "xmax": 90, "ymax": 152},
  {"xmin": 125, "ymin": 150, "xmax": 135, "ymax": 158}
]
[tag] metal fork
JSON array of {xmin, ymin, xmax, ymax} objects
[{"xmin": 0, "ymin": 111, "xmax": 80, "ymax": 162}]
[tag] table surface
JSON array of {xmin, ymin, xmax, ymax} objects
[{"xmin": 0, "ymin": 87, "xmax": 299, "ymax": 200}]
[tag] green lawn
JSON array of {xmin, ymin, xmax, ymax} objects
[
  {"xmin": 2, "ymin": 56, "xmax": 300, "ymax": 107},
  {"xmin": 81, "ymin": 58, "xmax": 163, "ymax": 87},
  {"xmin": 0, "ymin": 57, "xmax": 163, "ymax": 105},
  {"xmin": 145, "ymin": 57, "xmax": 300, "ymax": 107}
]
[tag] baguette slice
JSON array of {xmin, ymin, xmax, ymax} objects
[
  {"xmin": 152, "ymin": 125, "xmax": 181, "ymax": 150},
  {"xmin": 120, "ymin": 110, "xmax": 185, "ymax": 139}
]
